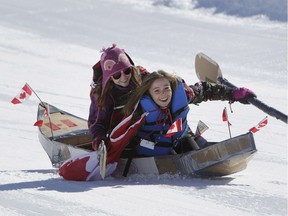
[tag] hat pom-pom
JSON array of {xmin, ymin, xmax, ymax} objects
[
  {"xmin": 100, "ymin": 47, "xmax": 106, "ymax": 53},
  {"xmin": 100, "ymin": 43, "xmax": 117, "ymax": 53}
]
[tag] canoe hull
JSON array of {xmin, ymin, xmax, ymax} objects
[{"xmin": 37, "ymin": 103, "xmax": 257, "ymax": 177}]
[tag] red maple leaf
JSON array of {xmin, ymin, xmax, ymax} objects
[
  {"xmin": 19, "ymin": 92, "xmax": 26, "ymax": 99},
  {"xmin": 170, "ymin": 124, "xmax": 175, "ymax": 129}
]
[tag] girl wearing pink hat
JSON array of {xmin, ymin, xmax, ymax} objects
[{"xmin": 88, "ymin": 44, "xmax": 148, "ymax": 150}]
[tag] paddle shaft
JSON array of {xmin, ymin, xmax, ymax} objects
[{"xmin": 219, "ymin": 77, "xmax": 288, "ymax": 124}]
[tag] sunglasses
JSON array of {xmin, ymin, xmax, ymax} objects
[{"xmin": 112, "ymin": 67, "xmax": 132, "ymax": 80}]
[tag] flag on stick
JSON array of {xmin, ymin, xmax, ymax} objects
[
  {"xmin": 33, "ymin": 104, "xmax": 50, "ymax": 126},
  {"xmin": 165, "ymin": 118, "xmax": 183, "ymax": 138},
  {"xmin": 249, "ymin": 116, "xmax": 268, "ymax": 133},
  {"xmin": 195, "ymin": 120, "xmax": 209, "ymax": 137},
  {"xmin": 222, "ymin": 107, "xmax": 232, "ymax": 126},
  {"xmin": 222, "ymin": 107, "xmax": 232, "ymax": 138},
  {"xmin": 11, "ymin": 83, "xmax": 32, "ymax": 104}
]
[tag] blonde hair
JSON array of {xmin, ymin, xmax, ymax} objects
[{"xmin": 123, "ymin": 70, "xmax": 180, "ymax": 116}]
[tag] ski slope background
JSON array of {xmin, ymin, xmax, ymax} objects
[{"xmin": 0, "ymin": 0, "xmax": 287, "ymax": 215}]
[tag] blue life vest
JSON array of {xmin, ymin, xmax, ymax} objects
[{"xmin": 137, "ymin": 81, "xmax": 189, "ymax": 156}]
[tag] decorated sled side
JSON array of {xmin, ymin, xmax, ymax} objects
[
  {"xmin": 37, "ymin": 103, "xmax": 92, "ymax": 167},
  {"xmin": 37, "ymin": 102, "xmax": 257, "ymax": 177},
  {"xmin": 115, "ymin": 133, "xmax": 256, "ymax": 177}
]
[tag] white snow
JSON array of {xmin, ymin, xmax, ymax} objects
[{"xmin": 0, "ymin": 0, "xmax": 287, "ymax": 215}]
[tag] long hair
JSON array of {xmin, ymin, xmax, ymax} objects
[
  {"xmin": 123, "ymin": 70, "xmax": 181, "ymax": 116},
  {"xmin": 92, "ymin": 66, "xmax": 142, "ymax": 107}
]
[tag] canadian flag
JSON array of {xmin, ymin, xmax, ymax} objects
[
  {"xmin": 34, "ymin": 104, "xmax": 50, "ymax": 126},
  {"xmin": 108, "ymin": 101, "xmax": 148, "ymax": 163},
  {"xmin": 222, "ymin": 107, "xmax": 232, "ymax": 126},
  {"xmin": 11, "ymin": 83, "xmax": 32, "ymax": 104},
  {"xmin": 59, "ymin": 151, "xmax": 117, "ymax": 181},
  {"xmin": 166, "ymin": 118, "xmax": 183, "ymax": 138},
  {"xmin": 249, "ymin": 116, "xmax": 268, "ymax": 133}
]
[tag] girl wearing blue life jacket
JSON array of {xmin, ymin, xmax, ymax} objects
[
  {"xmin": 123, "ymin": 71, "xmax": 201, "ymax": 156},
  {"xmin": 123, "ymin": 70, "xmax": 256, "ymax": 157}
]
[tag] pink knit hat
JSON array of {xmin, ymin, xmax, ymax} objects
[{"xmin": 100, "ymin": 44, "xmax": 133, "ymax": 94}]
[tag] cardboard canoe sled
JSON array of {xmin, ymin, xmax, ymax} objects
[{"xmin": 37, "ymin": 102, "xmax": 257, "ymax": 177}]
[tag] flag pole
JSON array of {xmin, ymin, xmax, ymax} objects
[
  {"xmin": 26, "ymin": 83, "xmax": 45, "ymax": 106},
  {"xmin": 227, "ymin": 119, "xmax": 232, "ymax": 138},
  {"xmin": 26, "ymin": 83, "xmax": 54, "ymax": 139}
]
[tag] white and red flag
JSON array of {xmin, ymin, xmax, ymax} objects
[
  {"xmin": 249, "ymin": 116, "xmax": 268, "ymax": 133},
  {"xmin": 11, "ymin": 83, "xmax": 32, "ymax": 104},
  {"xmin": 222, "ymin": 107, "xmax": 232, "ymax": 138},
  {"xmin": 222, "ymin": 107, "xmax": 232, "ymax": 126},
  {"xmin": 59, "ymin": 102, "xmax": 147, "ymax": 181},
  {"xmin": 108, "ymin": 101, "xmax": 148, "ymax": 163},
  {"xmin": 165, "ymin": 118, "xmax": 183, "ymax": 138},
  {"xmin": 59, "ymin": 151, "xmax": 117, "ymax": 181},
  {"xmin": 33, "ymin": 104, "xmax": 50, "ymax": 127}
]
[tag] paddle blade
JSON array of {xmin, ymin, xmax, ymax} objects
[
  {"xmin": 97, "ymin": 141, "xmax": 107, "ymax": 179},
  {"xmin": 195, "ymin": 53, "xmax": 223, "ymax": 83}
]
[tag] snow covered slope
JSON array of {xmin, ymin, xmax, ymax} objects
[{"xmin": 0, "ymin": 0, "xmax": 287, "ymax": 215}]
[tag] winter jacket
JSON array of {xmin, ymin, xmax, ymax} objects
[{"xmin": 88, "ymin": 82, "xmax": 136, "ymax": 141}]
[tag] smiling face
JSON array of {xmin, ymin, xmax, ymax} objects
[
  {"xmin": 110, "ymin": 70, "xmax": 132, "ymax": 87},
  {"xmin": 149, "ymin": 77, "xmax": 172, "ymax": 108}
]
